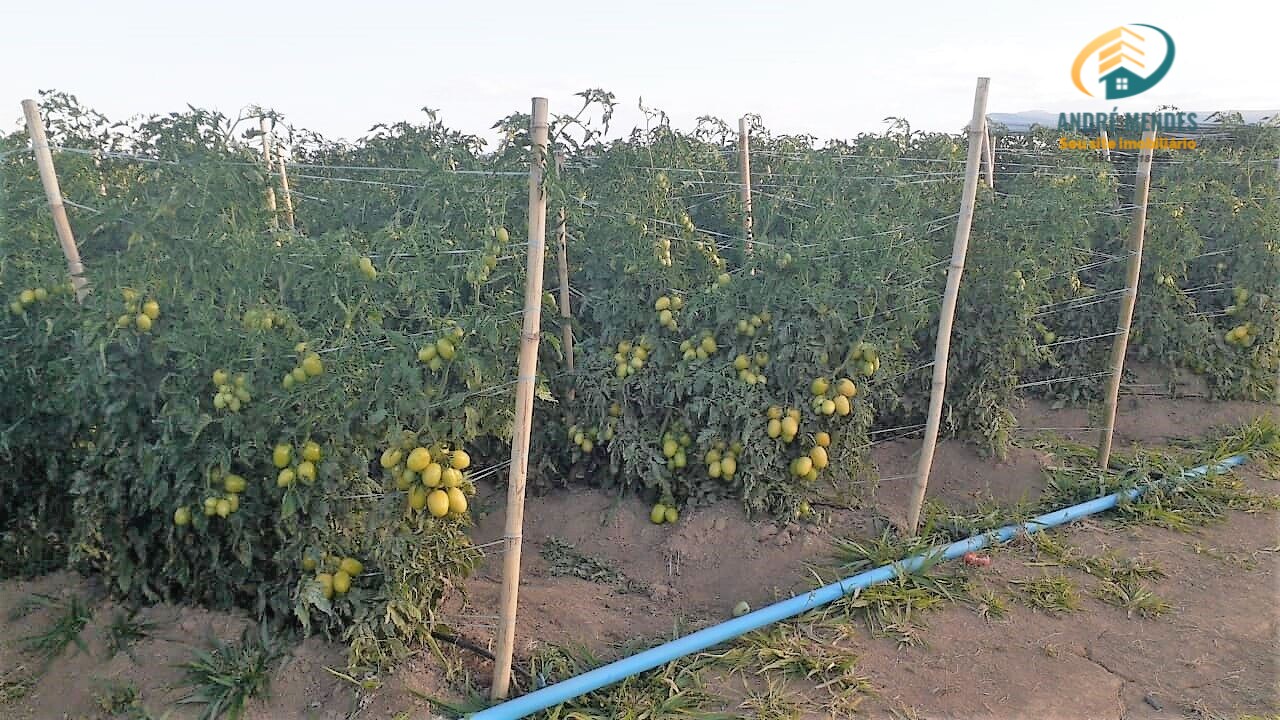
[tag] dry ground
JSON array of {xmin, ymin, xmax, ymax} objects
[{"xmin": 2, "ymin": 396, "xmax": 1276, "ymax": 719}]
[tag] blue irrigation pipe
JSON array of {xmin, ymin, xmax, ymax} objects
[{"xmin": 471, "ymin": 454, "xmax": 1248, "ymax": 720}]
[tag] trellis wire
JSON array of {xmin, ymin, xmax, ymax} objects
[
  {"xmin": 1031, "ymin": 287, "xmax": 1128, "ymax": 317},
  {"xmin": 51, "ymin": 144, "xmax": 526, "ymax": 177},
  {"xmin": 1015, "ymin": 371, "xmax": 1113, "ymax": 389},
  {"xmin": 1037, "ymin": 329, "xmax": 1126, "ymax": 349}
]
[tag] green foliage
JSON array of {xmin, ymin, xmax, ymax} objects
[
  {"xmin": 0, "ymin": 513, "xmax": 67, "ymax": 579},
  {"xmin": 103, "ymin": 608, "xmax": 156, "ymax": 660},
  {"xmin": 525, "ymin": 645, "xmax": 731, "ymax": 720},
  {"xmin": 1031, "ymin": 416, "xmax": 1280, "ymax": 528},
  {"xmin": 1133, "ymin": 117, "xmax": 1280, "ymax": 399},
  {"xmin": 971, "ymin": 589, "xmax": 1007, "ymax": 620},
  {"xmin": 540, "ymin": 537, "xmax": 646, "ymax": 593},
  {"xmin": 94, "ymin": 680, "xmax": 156, "ymax": 719},
  {"xmin": 546, "ymin": 113, "xmax": 961, "ymax": 518},
  {"xmin": 1, "ymin": 91, "xmax": 1277, "ymax": 664},
  {"xmin": 1026, "ymin": 532, "xmax": 1171, "ymax": 618},
  {"xmin": 1093, "ymin": 578, "xmax": 1171, "ymax": 618},
  {"xmin": 831, "ymin": 529, "xmax": 936, "ymax": 570},
  {"xmin": 2, "ymin": 92, "xmax": 513, "ymax": 665},
  {"xmin": 1010, "ymin": 573, "xmax": 1082, "ymax": 613},
  {"xmin": 836, "ymin": 571, "xmax": 967, "ymax": 646},
  {"xmin": 1027, "ymin": 532, "xmax": 1165, "ymax": 583},
  {"xmin": 1122, "ymin": 471, "xmax": 1280, "ymax": 529},
  {"xmin": 179, "ymin": 626, "xmax": 282, "ymax": 720},
  {"xmin": 708, "ymin": 623, "xmax": 870, "ymax": 713},
  {"xmin": 537, "ymin": 111, "xmax": 1278, "ymax": 520},
  {"xmin": 739, "ymin": 683, "xmax": 805, "ymax": 720},
  {"xmin": 1197, "ymin": 413, "xmax": 1280, "ymax": 469},
  {"xmin": 0, "ymin": 666, "xmax": 36, "ymax": 704},
  {"xmin": 828, "ymin": 535, "xmax": 965, "ymax": 645},
  {"xmin": 17, "ymin": 593, "xmax": 92, "ymax": 663}
]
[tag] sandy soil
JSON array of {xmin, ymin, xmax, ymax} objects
[
  {"xmin": 854, "ymin": 473, "xmax": 1279, "ymax": 718},
  {"xmin": 1, "ymin": 396, "xmax": 1276, "ymax": 719}
]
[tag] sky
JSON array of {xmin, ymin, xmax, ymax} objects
[{"xmin": 2, "ymin": 0, "xmax": 1277, "ymax": 146}]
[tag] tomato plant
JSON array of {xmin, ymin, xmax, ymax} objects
[{"xmin": 1, "ymin": 92, "xmax": 1275, "ymax": 664}]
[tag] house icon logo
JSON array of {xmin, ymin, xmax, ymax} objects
[{"xmin": 1071, "ymin": 25, "xmax": 1175, "ymax": 99}]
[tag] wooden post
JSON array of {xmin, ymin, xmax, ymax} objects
[
  {"xmin": 277, "ymin": 146, "xmax": 296, "ymax": 230},
  {"xmin": 904, "ymin": 78, "xmax": 990, "ymax": 535},
  {"xmin": 738, "ymin": 116, "xmax": 754, "ymax": 255},
  {"xmin": 981, "ymin": 124, "xmax": 995, "ymax": 189},
  {"xmin": 259, "ymin": 117, "xmax": 279, "ymax": 229},
  {"xmin": 21, "ymin": 99, "xmax": 89, "ymax": 301},
  {"xmin": 555, "ymin": 207, "xmax": 574, "ymax": 376},
  {"xmin": 93, "ymin": 150, "xmax": 107, "ymax": 197},
  {"xmin": 1100, "ymin": 127, "xmax": 1112, "ymax": 161},
  {"xmin": 491, "ymin": 97, "xmax": 549, "ymax": 701},
  {"xmin": 1097, "ymin": 128, "xmax": 1157, "ymax": 468}
]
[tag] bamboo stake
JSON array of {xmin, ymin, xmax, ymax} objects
[
  {"xmin": 259, "ymin": 117, "xmax": 278, "ymax": 229},
  {"xmin": 555, "ymin": 207, "xmax": 574, "ymax": 376},
  {"xmin": 981, "ymin": 124, "xmax": 995, "ymax": 189},
  {"xmin": 21, "ymin": 99, "xmax": 89, "ymax": 301},
  {"xmin": 93, "ymin": 150, "xmax": 107, "ymax": 197},
  {"xmin": 738, "ymin": 116, "xmax": 754, "ymax": 255},
  {"xmin": 277, "ymin": 146, "xmax": 296, "ymax": 230},
  {"xmin": 1097, "ymin": 128, "xmax": 1157, "ymax": 468},
  {"xmin": 491, "ymin": 97, "xmax": 549, "ymax": 701},
  {"xmin": 1100, "ymin": 127, "xmax": 1112, "ymax": 161},
  {"xmin": 904, "ymin": 77, "xmax": 990, "ymax": 535}
]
